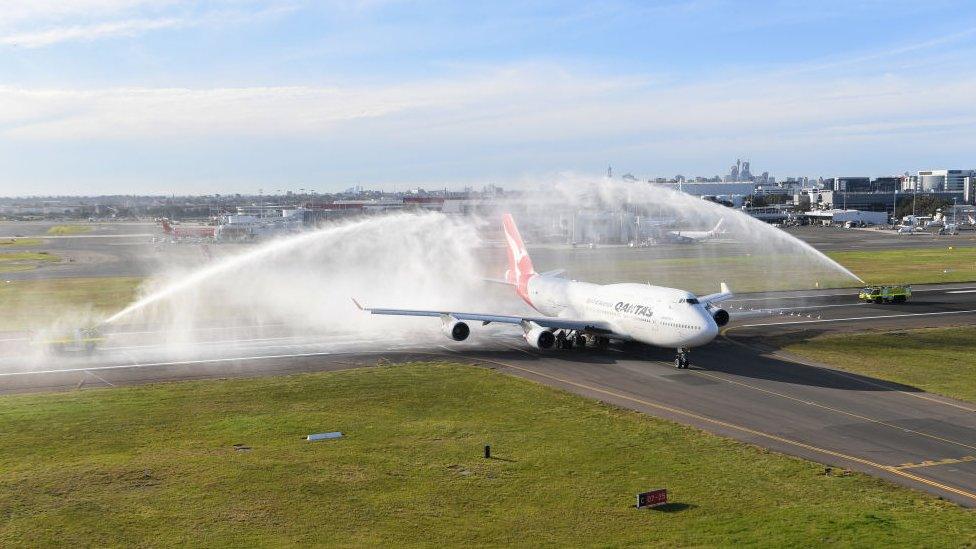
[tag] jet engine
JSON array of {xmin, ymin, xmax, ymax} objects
[
  {"xmin": 524, "ymin": 326, "xmax": 556, "ymax": 349},
  {"xmin": 442, "ymin": 319, "xmax": 470, "ymax": 341},
  {"xmin": 708, "ymin": 306, "xmax": 730, "ymax": 327}
]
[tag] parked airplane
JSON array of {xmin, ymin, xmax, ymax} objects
[
  {"xmin": 160, "ymin": 219, "xmax": 216, "ymax": 239},
  {"xmin": 356, "ymin": 214, "xmax": 732, "ymax": 368},
  {"xmin": 667, "ymin": 218, "xmax": 725, "ymax": 243}
]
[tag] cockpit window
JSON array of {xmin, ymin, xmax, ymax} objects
[{"xmin": 677, "ymin": 297, "xmax": 699, "ymax": 304}]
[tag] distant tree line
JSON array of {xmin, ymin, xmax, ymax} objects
[
  {"xmin": 745, "ymin": 194, "xmax": 789, "ymax": 207},
  {"xmin": 895, "ymin": 195, "xmax": 954, "ymax": 219}
]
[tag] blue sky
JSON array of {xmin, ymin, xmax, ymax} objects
[{"xmin": 1, "ymin": 0, "xmax": 975, "ymax": 196}]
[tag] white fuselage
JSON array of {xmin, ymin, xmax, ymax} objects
[
  {"xmin": 668, "ymin": 229, "xmax": 714, "ymax": 241},
  {"xmin": 525, "ymin": 276, "xmax": 719, "ymax": 348}
]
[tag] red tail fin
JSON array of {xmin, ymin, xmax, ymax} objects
[
  {"xmin": 502, "ymin": 213, "xmax": 536, "ymax": 306},
  {"xmin": 161, "ymin": 219, "xmax": 173, "ymax": 234}
]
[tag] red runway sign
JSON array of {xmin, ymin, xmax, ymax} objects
[{"xmin": 636, "ymin": 489, "xmax": 667, "ymax": 508}]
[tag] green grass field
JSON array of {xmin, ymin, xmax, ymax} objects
[
  {"xmin": 0, "ymin": 251, "xmax": 60, "ymax": 274},
  {"xmin": 0, "ymin": 277, "xmax": 141, "ymax": 330},
  {"xmin": 0, "ymin": 363, "xmax": 972, "ymax": 546},
  {"xmin": 528, "ymin": 245, "xmax": 976, "ymax": 294},
  {"xmin": 46, "ymin": 225, "xmax": 93, "ymax": 235},
  {"xmin": 772, "ymin": 326, "xmax": 976, "ymax": 404},
  {"xmin": 0, "ymin": 238, "xmax": 44, "ymax": 247},
  {"xmin": 531, "ymin": 251, "xmax": 857, "ymax": 294},
  {"xmin": 829, "ymin": 247, "xmax": 976, "ymax": 285}
]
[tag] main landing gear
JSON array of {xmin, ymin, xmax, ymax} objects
[
  {"xmin": 553, "ymin": 331, "xmax": 610, "ymax": 351},
  {"xmin": 555, "ymin": 330, "xmax": 587, "ymax": 350},
  {"xmin": 674, "ymin": 348, "xmax": 690, "ymax": 369}
]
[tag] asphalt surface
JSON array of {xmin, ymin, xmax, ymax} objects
[
  {"xmin": 785, "ymin": 224, "xmax": 976, "ymax": 251},
  {"xmin": 0, "ymin": 221, "xmax": 244, "ymax": 279},
  {"xmin": 2, "ymin": 282, "xmax": 976, "ymax": 505},
  {"xmin": 5, "ymin": 221, "xmax": 976, "ymax": 281}
]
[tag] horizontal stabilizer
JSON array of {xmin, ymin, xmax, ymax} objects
[{"xmin": 483, "ymin": 277, "xmax": 516, "ymax": 286}]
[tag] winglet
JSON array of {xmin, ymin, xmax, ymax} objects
[
  {"xmin": 720, "ymin": 282, "xmax": 729, "ymax": 294},
  {"xmin": 351, "ymin": 298, "xmax": 365, "ymax": 311}
]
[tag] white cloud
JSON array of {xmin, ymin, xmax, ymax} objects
[
  {"xmin": 0, "ymin": 17, "xmax": 187, "ymax": 48},
  {"xmin": 0, "ymin": 1, "xmax": 170, "ymax": 26},
  {"xmin": 0, "ymin": 1, "xmax": 296, "ymax": 48},
  {"xmin": 0, "ymin": 66, "xmax": 633, "ymax": 139},
  {"xmin": 1, "ymin": 63, "xmax": 973, "ymax": 150}
]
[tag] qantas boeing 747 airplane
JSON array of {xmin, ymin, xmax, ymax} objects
[{"xmin": 357, "ymin": 214, "xmax": 732, "ymax": 368}]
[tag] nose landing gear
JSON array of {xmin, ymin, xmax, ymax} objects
[{"xmin": 674, "ymin": 348, "xmax": 689, "ymax": 369}]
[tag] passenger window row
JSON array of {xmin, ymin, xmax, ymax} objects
[{"xmin": 663, "ymin": 321, "xmax": 697, "ymax": 329}]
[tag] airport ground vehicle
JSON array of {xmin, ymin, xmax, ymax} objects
[
  {"xmin": 32, "ymin": 327, "xmax": 104, "ymax": 354},
  {"xmin": 858, "ymin": 285, "xmax": 911, "ymax": 304},
  {"xmin": 358, "ymin": 214, "xmax": 732, "ymax": 369}
]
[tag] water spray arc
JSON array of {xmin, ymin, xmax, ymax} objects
[
  {"xmin": 528, "ymin": 176, "xmax": 864, "ymax": 288},
  {"xmin": 102, "ymin": 213, "xmax": 477, "ymax": 327},
  {"xmin": 83, "ymin": 176, "xmax": 866, "ymax": 372}
]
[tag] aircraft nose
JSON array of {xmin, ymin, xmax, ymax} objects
[
  {"xmin": 690, "ymin": 310, "xmax": 719, "ymax": 346},
  {"xmin": 703, "ymin": 316, "xmax": 719, "ymax": 341}
]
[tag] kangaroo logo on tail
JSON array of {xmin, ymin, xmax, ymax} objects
[{"xmin": 502, "ymin": 213, "xmax": 537, "ymax": 307}]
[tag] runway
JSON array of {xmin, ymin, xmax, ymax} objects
[
  {"xmin": 5, "ymin": 221, "xmax": 975, "ymax": 282},
  {"xmin": 2, "ymin": 282, "xmax": 976, "ymax": 505}
]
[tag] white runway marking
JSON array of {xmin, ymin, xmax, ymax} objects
[
  {"xmin": 731, "ymin": 292, "xmax": 858, "ymax": 302},
  {"xmin": 0, "ymin": 233, "xmax": 155, "ymax": 239},
  {"xmin": 731, "ymin": 286, "xmax": 976, "ymax": 302},
  {"xmin": 737, "ymin": 308, "xmax": 976, "ymax": 328},
  {"xmin": 739, "ymin": 303, "xmax": 865, "ymax": 312},
  {"xmin": 84, "ymin": 370, "xmax": 115, "ymax": 387},
  {"xmin": 101, "ymin": 334, "xmax": 309, "ymax": 352},
  {"xmin": 0, "ymin": 350, "xmax": 349, "ymax": 377},
  {"xmin": 0, "ymin": 323, "xmax": 295, "ymax": 343}
]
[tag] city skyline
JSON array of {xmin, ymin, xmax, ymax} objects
[{"xmin": 1, "ymin": 1, "xmax": 976, "ymax": 196}]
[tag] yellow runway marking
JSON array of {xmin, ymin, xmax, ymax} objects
[
  {"xmin": 471, "ymin": 347, "xmax": 976, "ymax": 504},
  {"xmin": 895, "ymin": 456, "xmax": 976, "ymax": 470}
]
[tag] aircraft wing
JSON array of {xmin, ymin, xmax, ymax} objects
[
  {"xmin": 353, "ymin": 300, "xmax": 617, "ymax": 335},
  {"xmin": 700, "ymin": 283, "xmax": 733, "ymax": 305}
]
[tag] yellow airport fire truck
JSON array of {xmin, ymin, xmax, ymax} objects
[
  {"xmin": 32, "ymin": 327, "xmax": 104, "ymax": 355},
  {"xmin": 858, "ymin": 285, "xmax": 911, "ymax": 304}
]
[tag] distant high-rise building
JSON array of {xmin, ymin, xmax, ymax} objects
[
  {"xmin": 918, "ymin": 169, "xmax": 974, "ymax": 192},
  {"xmin": 872, "ymin": 177, "xmax": 901, "ymax": 193},
  {"xmin": 740, "ymin": 161, "xmax": 752, "ymax": 180},
  {"xmin": 834, "ymin": 177, "xmax": 871, "ymax": 192},
  {"xmin": 964, "ymin": 177, "xmax": 976, "ymax": 205}
]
